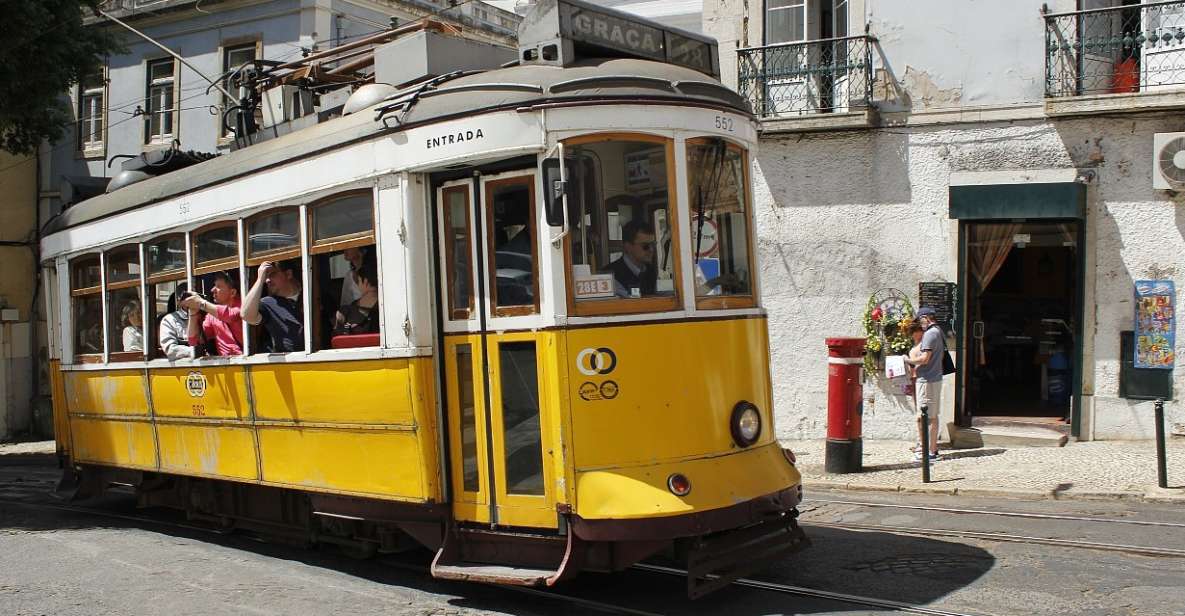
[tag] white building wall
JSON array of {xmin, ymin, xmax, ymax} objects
[{"xmin": 755, "ymin": 114, "xmax": 1185, "ymax": 441}]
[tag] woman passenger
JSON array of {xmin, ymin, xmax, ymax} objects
[
  {"xmin": 121, "ymin": 300, "xmax": 143, "ymax": 352},
  {"xmin": 333, "ymin": 261, "xmax": 379, "ymax": 336},
  {"xmin": 182, "ymin": 271, "xmax": 243, "ymax": 356}
]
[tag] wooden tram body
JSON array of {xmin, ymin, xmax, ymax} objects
[{"xmin": 41, "ymin": 4, "xmax": 805, "ymax": 595}]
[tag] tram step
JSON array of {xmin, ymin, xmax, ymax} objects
[{"xmin": 430, "ymin": 562, "xmax": 558, "ymax": 586}]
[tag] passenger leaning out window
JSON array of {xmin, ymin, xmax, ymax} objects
[
  {"xmin": 182, "ymin": 271, "xmax": 243, "ymax": 356},
  {"xmin": 158, "ymin": 283, "xmax": 196, "ymax": 360},
  {"xmin": 333, "ymin": 258, "xmax": 379, "ymax": 337},
  {"xmin": 243, "ymin": 259, "xmax": 304, "ymax": 352}
]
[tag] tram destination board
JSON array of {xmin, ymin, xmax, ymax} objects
[{"xmin": 918, "ymin": 281, "xmax": 957, "ymax": 334}]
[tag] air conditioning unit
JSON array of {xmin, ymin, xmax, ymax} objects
[{"xmin": 1152, "ymin": 132, "xmax": 1185, "ymax": 189}]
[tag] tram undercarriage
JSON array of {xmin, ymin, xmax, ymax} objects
[{"xmin": 60, "ymin": 462, "xmax": 806, "ymax": 598}]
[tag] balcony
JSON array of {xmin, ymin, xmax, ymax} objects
[
  {"xmin": 1045, "ymin": 0, "xmax": 1185, "ymax": 115},
  {"xmin": 737, "ymin": 35, "xmax": 876, "ymax": 131}
]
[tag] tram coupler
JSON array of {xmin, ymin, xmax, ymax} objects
[{"xmin": 685, "ymin": 511, "xmax": 809, "ymax": 599}]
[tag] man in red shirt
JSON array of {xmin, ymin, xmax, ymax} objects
[{"xmin": 181, "ymin": 271, "xmax": 243, "ymax": 356}]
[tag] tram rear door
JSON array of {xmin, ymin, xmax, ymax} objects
[{"xmin": 433, "ymin": 170, "xmax": 559, "ymax": 530}]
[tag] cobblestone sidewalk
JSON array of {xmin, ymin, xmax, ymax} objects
[
  {"xmin": 783, "ymin": 438, "xmax": 1185, "ymax": 502},
  {"xmin": 0, "ymin": 440, "xmax": 54, "ymax": 456}
]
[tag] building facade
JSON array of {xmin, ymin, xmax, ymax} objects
[
  {"xmin": 704, "ymin": 0, "xmax": 1185, "ymax": 441},
  {"xmin": 10, "ymin": 0, "xmax": 519, "ymax": 441}
]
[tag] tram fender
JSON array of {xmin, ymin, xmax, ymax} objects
[{"xmin": 685, "ymin": 512, "xmax": 809, "ymax": 599}]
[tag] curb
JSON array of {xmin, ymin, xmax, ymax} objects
[{"xmin": 802, "ymin": 480, "xmax": 1183, "ymax": 504}]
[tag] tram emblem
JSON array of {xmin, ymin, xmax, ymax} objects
[
  {"xmin": 185, "ymin": 371, "xmax": 208, "ymax": 398},
  {"xmin": 576, "ymin": 347, "xmax": 617, "ymax": 376}
]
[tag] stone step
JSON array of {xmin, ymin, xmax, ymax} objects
[{"xmin": 949, "ymin": 423, "xmax": 1068, "ymax": 448}]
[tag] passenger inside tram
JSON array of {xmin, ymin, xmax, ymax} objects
[
  {"xmin": 243, "ymin": 259, "xmax": 304, "ymax": 352},
  {"xmin": 120, "ymin": 299, "xmax": 143, "ymax": 352},
  {"xmin": 333, "ymin": 259, "xmax": 379, "ymax": 337},
  {"xmin": 76, "ymin": 306, "xmax": 103, "ymax": 354},
  {"xmin": 158, "ymin": 283, "xmax": 196, "ymax": 360},
  {"xmin": 603, "ymin": 219, "xmax": 658, "ymax": 298},
  {"xmin": 183, "ymin": 270, "xmax": 243, "ymax": 356}
]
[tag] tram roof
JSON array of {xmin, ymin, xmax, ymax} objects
[{"xmin": 44, "ymin": 58, "xmax": 751, "ymax": 237}]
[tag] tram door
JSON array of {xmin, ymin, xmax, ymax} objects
[{"xmin": 435, "ymin": 171, "xmax": 557, "ymax": 530}]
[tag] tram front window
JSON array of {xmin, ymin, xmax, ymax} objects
[
  {"xmin": 563, "ymin": 136, "xmax": 680, "ymax": 314},
  {"xmin": 686, "ymin": 139, "xmax": 755, "ymax": 305}
]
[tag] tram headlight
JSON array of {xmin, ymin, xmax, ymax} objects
[{"xmin": 730, "ymin": 401, "xmax": 761, "ymax": 448}]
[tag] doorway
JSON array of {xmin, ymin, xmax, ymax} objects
[{"xmin": 961, "ymin": 221, "xmax": 1081, "ymax": 425}]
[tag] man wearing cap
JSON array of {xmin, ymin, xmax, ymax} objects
[{"xmin": 906, "ymin": 307, "xmax": 944, "ymax": 461}]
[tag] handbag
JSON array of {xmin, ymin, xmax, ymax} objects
[{"xmin": 942, "ymin": 349, "xmax": 956, "ymax": 375}]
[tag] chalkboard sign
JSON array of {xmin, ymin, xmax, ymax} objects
[{"xmin": 918, "ymin": 282, "xmax": 957, "ymax": 334}]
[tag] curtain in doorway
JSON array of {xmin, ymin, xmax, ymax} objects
[{"xmin": 968, "ymin": 223, "xmax": 1021, "ymax": 365}]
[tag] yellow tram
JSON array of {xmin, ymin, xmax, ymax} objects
[{"xmin": 41, "ymin": 0, "xmax": 805, "ymax": 596}]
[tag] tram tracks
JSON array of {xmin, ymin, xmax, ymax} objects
[{"xmin": 0, "ymin": 491, "xmax": 985, "ymax": 615}]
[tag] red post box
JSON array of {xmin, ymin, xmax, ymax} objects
[{"xmin": 825, "ymin": 337, "xmax": 866, "ymax": 473}]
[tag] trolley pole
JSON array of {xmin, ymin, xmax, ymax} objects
[
  {"xmin": 1155, "ymin": 398, "xmax": 1168, "ymax": 489},
  {"xmin": 919, "ymin": 405, "xmax": 931, "ymax": 484}
]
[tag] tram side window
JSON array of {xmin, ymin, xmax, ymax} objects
[
  {"xmin": 563, "ymin": 136, "xmax": 680, "ymax": 314},
  {"xmin": 309, "ymin": 193, "xmax": 379, "ymax": 350},
  {"xmin": 686, "ymin": 139, "xmax": 755, "ymax": 305},
  {"xmin": 243, "ymin": 208, "xmax": 302, "ymax": 354},
  {"xmin": 70, "ymin": 256, "xmax": 103, "ymax": 359},
  {"xmin": 105, "ymin": 247, "xmax": 144, "ymax": 360},
  {"xmin": 190, "ymin": 224, "xmax": 243, "ymax": 357},
  {"xmin": 146, "ymin": 235, "xmax": 190, "ymax": 360}
]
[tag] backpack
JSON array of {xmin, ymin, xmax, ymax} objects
[{"xmin": 930, "ymin": 324, "xmax": 956, "ymax": 375}]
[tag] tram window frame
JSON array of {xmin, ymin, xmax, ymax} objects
[
  {"xmin": 308, "ymin": 191, "xmax": 379, "ymax": 351},
  {"xmin": 104, "ymin": 245, "xmax": 146, "ymax": 362},
  {"xmin": 69, "ymin": 254, "xmax": 104, "ymax": 363},
  {"xmin": 560, "ymin": 133, "xmax": 683, "ymax": 317},
  {"xmin": 484, "ymin": 174, "xmax": 540, "ymax": 318},
  {"xmin": 685, "ymin": 137, "xmax": 758, "ymax": 310},
  {"xmin": 192, "ymin": 221, "xmax": 240, "ymax": 276},
  {"xmin": 245, "ymin": 207, "xmax": 301, "ymax": 265},
  {"xmin": 244, "ymin": 207, "xmax": 303, "ymax": 355},
  {"xmin": 145, "ymin": 233, "xmax": 189, "ymax": 360},
  {"xmin": 441, "ymin": 183, "xmax": 475, "ymax": 321}
]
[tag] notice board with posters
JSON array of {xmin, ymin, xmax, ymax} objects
[
  {"xmin": 918, "ymin": 282, "xmax": 957, "ymax": 334},
  {"xmin": 1134, "ymin": 280, "xmax": 1176, "ymax": 369}
]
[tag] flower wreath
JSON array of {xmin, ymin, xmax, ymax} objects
[{"xmin": 861, "ymin": 289, "xmax": 916, "ymax": 374}]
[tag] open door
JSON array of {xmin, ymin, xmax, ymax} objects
[{"xmin": 435, "ymin": 172, "xmax": 557, "ymax": 531}]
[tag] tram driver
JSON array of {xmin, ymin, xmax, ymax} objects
[
  {"xmin": 243, "ymin": 259, "xmax": 305, "ymax": 352},
  {"xmin": 604, "ymin": 219, "xmax": 658, "ymax": 299}
]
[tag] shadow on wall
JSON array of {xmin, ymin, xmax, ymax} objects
[{"xmin": 754, "ymin": 129, "xmax": 912, "ymax": 209}]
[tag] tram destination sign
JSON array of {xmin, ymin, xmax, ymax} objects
[{"xmin": 520, "ymin": 0, "xmax": 720, "ymax": 79}]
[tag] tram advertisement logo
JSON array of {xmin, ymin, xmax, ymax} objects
[
  {"xmin": 576, "ymin": 347, "xmax": 619, "ymax": 402},
  {"xmin": 576, "ymin": 347, "xmax": 617, "ymax": 376},
  {"xmin": 185, "ymin": 371, "xmax": 207, "ymax": 398}
]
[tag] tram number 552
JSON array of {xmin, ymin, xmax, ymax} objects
[
  {"xmin": 191, "ymin": 404, "xmax": 206, "ymax": 417},
  {"xmin": 713, "ymin": 115, "xmax": 735, "ymax": 132}
]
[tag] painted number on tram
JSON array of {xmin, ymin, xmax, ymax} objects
[{"xmin": 713, "ymin": 115, "xmax": 735, "ymax": 132}]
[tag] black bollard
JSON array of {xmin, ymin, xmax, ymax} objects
[
  {"xmin": 919, "ymin": 405, "xmax": 931, "ymax": 484},
  {"xmin": 1155, "ymin": 398, "xmax": 1168, "ymax": 490}
]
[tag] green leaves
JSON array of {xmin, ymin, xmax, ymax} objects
[{"xmin": 0, "ymin": 0, "xmax": 123, "ymax": 154}]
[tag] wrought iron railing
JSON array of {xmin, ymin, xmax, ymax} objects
[
  {"xmin": 737, "ymin": 35, "xmax": 875, "ymax": 118},
  {"xmin": 1045, "ymin": 0, "xmax": 1185, "ymax": 97}
]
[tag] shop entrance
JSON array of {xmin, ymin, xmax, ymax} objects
[{"xmin": 961, "ymin": 221, "xmax": 1081, "ymax": 423}]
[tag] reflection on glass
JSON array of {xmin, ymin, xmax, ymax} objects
[
  {"xmin": 249, "ymin": 210, "xmax": 299, "ymax": 256},
  {"xmin": 314, "ymin": 194, "xmax": 373, "ymax": 241},
  {"xmin": 106, "ymin": 249, "xmax": 140, "ymax": 284},
  {"xmin": 108, "ymin": 287, "xmax": 143, "ymax": 354},
  {"xmin": 457, "ymin": 344, "xmax": 479, "ymax": 493},
  {"xmin": 686, "ymin": 141, "xmax": 752, "ymax": 298},
  {"xmin": 147, "ymin": 236, "xmax": 185, "ymax": 275},
  {"xmin": 194, "ymin": 226, "xmax": 237, "ymax": 264},
  {"xmin": 498, "ymin": 341, "xmax": 543, "ymax": 496},
  {"xmin": 565, "ymin": 139, "xmax": 675, "ymax": 302},
  {"xmin": 444, "ymin": 186, "xmax": 472, "ymax": 318},
  {"xmin": 489, "ymin": 180, "xmax": 535, "ymax": 308},
  {"xmin": 73, "ymin": 259, "xmax": 101, "ymax": 290},
  {"xmin": 74, "ymin": 295, "xmax": 103, "ymax": 354}
]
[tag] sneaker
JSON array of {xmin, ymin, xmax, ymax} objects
[{"xmin": 914, "ymin": 451, "xmax": 941, "ymax": 462}]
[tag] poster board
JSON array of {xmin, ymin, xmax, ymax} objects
[{"xmin": 1134, "ymin": 280, "xmax": 1176, "ymax": 369}]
